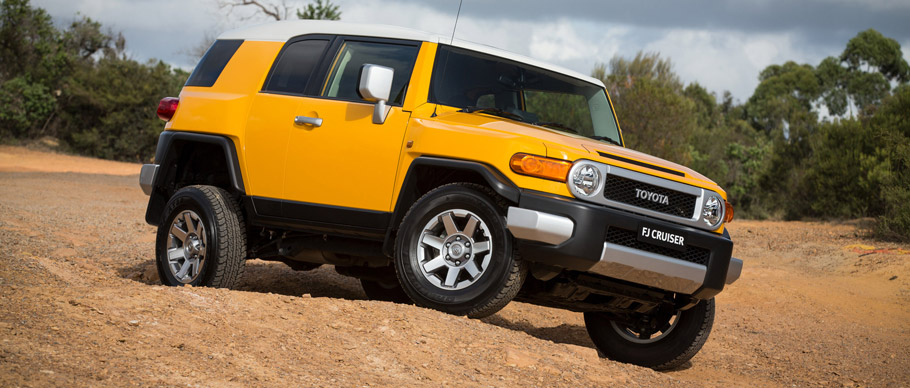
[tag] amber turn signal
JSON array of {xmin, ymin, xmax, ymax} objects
[
  {"xmin": 724, "ymin": 200, "xmax": 734, "ymax": 223},
  {"xmin": 509, "ymin": 153, "xmax": 572, "ymax": 182}
]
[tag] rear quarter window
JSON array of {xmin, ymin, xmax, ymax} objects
[
  {"xmin": 263, "ymin": 39, "xmax": 330, "ymax": 94},
  {"xmin": 185, "ymin": 40, "xmax": 244, "ymax": 87}
]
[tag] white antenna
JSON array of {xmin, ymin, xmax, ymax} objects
[{"xmin": 450, "ymin": 0, "xmax": 463, "ymax": 44}]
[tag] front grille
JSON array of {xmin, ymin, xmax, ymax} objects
[
  {"xmin": 603, "ymin": 175, "xmax": 697, "ymax": 218},
  {"xmin": 605, "ymin": 227, "xmax": 710, "ymax": 266}
]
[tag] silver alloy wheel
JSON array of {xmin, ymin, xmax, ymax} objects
[
  {"xmin": 610, "ymin": 312, "xmax": 682, "ymax": 344},
  {"xmin": 166, "ymin": 210, "xmax": 207, "ymax": 284},
  {"xmin": 416, "ymin": 209, "xmax": 493, "ymax": 291}
]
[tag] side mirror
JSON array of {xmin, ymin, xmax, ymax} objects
[{"xmin": 359, "ymin": 64, "xmax": 394, "ymax": 124}]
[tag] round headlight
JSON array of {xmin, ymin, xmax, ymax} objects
[
  {"xmin": 702, "ymin": 196, "xmax": 723, "ymax": 226},
  {"xmin": 572, "ymin": 164, "xmax": 600, "ymax": 196}
]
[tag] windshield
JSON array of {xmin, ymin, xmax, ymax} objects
[{"xmin": 429, "ymin": 45, "xmax": 622, "ymax": 146}]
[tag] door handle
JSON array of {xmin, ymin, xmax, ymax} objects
[{"xmin": 294, "ymin": 116, "xmax": 323, "ymax": 127}]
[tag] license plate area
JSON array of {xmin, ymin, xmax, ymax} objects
[{"xmin": 637, "ymin": 223, "xmax": 688, "ymax": 252}]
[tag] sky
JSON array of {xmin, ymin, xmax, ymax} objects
[{"xmin": 31, "ymin": 0, "xmax": 910, "ymax": 102}]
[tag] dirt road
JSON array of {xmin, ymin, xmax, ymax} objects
[{"xmin": 1, "ymin": 145, "xmax": 908, "ymax": 387}]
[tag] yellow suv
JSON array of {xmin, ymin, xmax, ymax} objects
[{"xmin": 140, "ymin": 20, "xmax": 741, "ymax": 370}]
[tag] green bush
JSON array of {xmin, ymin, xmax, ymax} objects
[
  {"xmin": 1, "ymin": 0, "xmax": 186, "ymax": 161},
  {"xmin": 0, "ymin": 76, "xmax": 56, "ymax": 140},
  {"xmin": 59, "ymin": 57, "xmax": 186, "ymax": 161},
  {"xmin": 869, "ymin": 86, "xmax": 910, "ymax": 240}
]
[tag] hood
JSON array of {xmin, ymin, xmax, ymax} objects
[
  {"xmin": 435, "ymin": 111, "xmax": 720, "ymax": 189},
  {"xmin": 577, "ymin": 140, "xmax": 716, "ymax": 186}
]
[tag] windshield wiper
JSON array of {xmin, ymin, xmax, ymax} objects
[
  {"xmin": 533, "ymin": 121, "xmax": 578, "ymax": 134},
  {"xmin": 459, "ymin": 106, "xmax": 525, "ymax": 122},
  {"xmin": 588, "ymin": 135, "xmax": 622, "ymax": 146}
]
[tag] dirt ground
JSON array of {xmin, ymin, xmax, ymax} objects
[{"xmin": 0, "ymin": 145, "xmax": 908, "ymax": 387}]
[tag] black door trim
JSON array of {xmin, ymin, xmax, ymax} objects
[{"xmin": 247, "ymin": 196, "xmax": 391, "ymax": 239}]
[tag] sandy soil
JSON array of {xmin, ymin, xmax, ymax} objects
[{"xmin": 0, "ymin": 147, "xmax": 907, "ymax": 387}]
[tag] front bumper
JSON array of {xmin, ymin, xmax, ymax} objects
[{"xmin": 507, "ymin": 190, "xmax": 740, "ymax": 299}]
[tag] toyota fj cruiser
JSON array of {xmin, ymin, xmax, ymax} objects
[{"xmin": 141, "ymin": 20, "xmax": 742, "ymax": 370}]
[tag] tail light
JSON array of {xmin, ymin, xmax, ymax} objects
[{"xmin": 157, "ymin": 97, "xmax": 179, "ymax": 121}]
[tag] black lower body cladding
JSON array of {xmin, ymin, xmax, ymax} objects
[{"xmin": 514, "ymin": 190, "xmax": 733, "ymax": 300}]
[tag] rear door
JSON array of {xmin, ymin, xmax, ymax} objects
[{"xmin": 243, "ymin": 37, "xmax": 331, "ymax": 203}]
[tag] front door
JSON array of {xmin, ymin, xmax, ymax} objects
[{"xmin": 282, "ymin": 39, "xmax": 421, "ymax": 214}]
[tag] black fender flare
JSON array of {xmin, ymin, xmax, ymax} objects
[
  {"xmin": 381, "ymin": 156, "xmax": 520, "ymax": 257},
  {"xmin": 144, "ymin": 131, "xmax": 245, "ymax": 225}
]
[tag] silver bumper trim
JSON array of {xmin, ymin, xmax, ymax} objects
[
  {"xmin": 589, "ymin": 243, "xmax": 707, "ymax": 294},
  {"xmin": 506, "ymin": 207, "xmax": 574, "ymax": 245},
  {"xmin": 726, "ymin": 257, "xmax": 743, "ymax": 284},
  {"xmin": 139, "ymin": 164, "xmax": 159, "ymax": 196}
]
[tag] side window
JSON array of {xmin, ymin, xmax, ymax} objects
[
  {"xmin": 263, "ymin": 39, "xmax": 329, "ymax": 94},
  {"xmin": 186, "ymin": 40, "xmax": 244, "ymax": 87},
  {"xmin": 322, "ymin": 41, "xmax": 419, "ymax": 105}
]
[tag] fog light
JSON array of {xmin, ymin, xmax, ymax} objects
[
  {"xmin": 703, "ymin": 196, "xmax": 722, "ymax": 226},
  {"xmin": 572, "ymin": 164, "xmax": 600, "ymax": 196}
]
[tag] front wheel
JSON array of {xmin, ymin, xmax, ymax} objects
[
  {"xmin": 394, "ymin": 183, "xmax": 526, "ymax": 318},
  {"xmin": 584, "ymin": 298, "xmax": 715, "ymax": 370}
]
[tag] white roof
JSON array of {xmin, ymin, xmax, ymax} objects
[{"xmin": 218, "ymin": 20, "xmax": 605, "ymax": 88}]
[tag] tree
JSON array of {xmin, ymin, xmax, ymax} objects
[
  {"xmin": 816, "ymin": 29, "xmax": 910, "ymax": 116},
  {"xmin": 0, "ymin": 76, "xmax": 55, "ymax": 139},
  {"xmin": 594, "ymin": 52, "xmax": 696, "ymax": 165},
  {"xmin": 598, "ymin": 51, "xmax": 682, "ymax": 92},
  {"xmin": 216, "ymin": 0, "xmax": 341, "ymax": 21},
  {"xmin": 0, "ymin": 0, "xmax": 66, "ymax": 85},
  {"xmin": 0, "ymin": 0, "xmax": 64, "ymax": 139},
  {"xmin": 796, "ymin": 85, "xmax": 910, "ymax": 239},
  {"xmin": 0, "ymin": 0, "xmax": 187, "ymax": 161},
  {"xmin": 297, "ymin": 0, "xmax": 340, "ymax": 20},
  {"xmin": 60, "ymin": 56, "xmax": 187, "ymax": 161},
  {"xmin": 746, "ymin": 61, "xmax": 820, "ymax": 139},
  {"xmin": 216, "ymin": 0, "xmax": 295, "ymax": 21},
  {"xmin": 203, "ymin": 0, "xmax": 341, "ymax": 61},
  {"xmin": 868, "ymin": 85, "xmax": 910, "ymax": 239},
  {"xmin": 841, "ymin": 29, "xmax": 910, "ymax": 83}
]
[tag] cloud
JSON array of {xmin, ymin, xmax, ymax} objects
[
  {"xmin": 528, "ymin": 20, "xmax": 628, "ymax": 66},
  {"xmin": 338, "ymin": 0, "xmax": 536, "ymax": 55},
  {"xmin": 337, "ymin": 1, "xmax": 615, "ymax": 77},
  {"xmin": 32, "ymin": 0, "xmax": 223, "ymax": 68},
  {"xmin": 27, "ymin": 0, "xmax": 908, "ymax": 101},
  {"xmin": 643, "ymin": 29, "xmax": 819, "ymax": 101},
  {"xmin": 398, "ymin": 0, "xmax": 910, "ymax": 43}
]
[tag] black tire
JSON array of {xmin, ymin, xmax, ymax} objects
[
  {"xmin": 394, "ymin": 183, "xmax": 526, "ymax": 318},
  {"xmin": 584, "ymin": 298, "xmax": 715, "ymax": 371},
  {"xmin": 155, "ymin": 185, "xmax": 246, "ymax": 288},
  {"xmin": 360, "ymin": 279, "xmax": 412, "ymax": 304}
]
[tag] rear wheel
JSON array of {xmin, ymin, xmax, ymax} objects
[
  {"xmin": 155, "ymin": 185, "xmax": 246, "ymax": 288},
  {"xmin": 584, "ymin": 298, "xmax": 715, "ymax": 370},
  {"xmin": 394, "ymin": 183, "xmax": 526, "ymax": 318}
]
